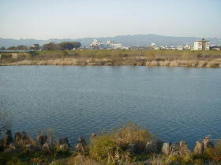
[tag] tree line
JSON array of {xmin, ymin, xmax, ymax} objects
[{"xmin": 0, "ymin": 42, "xmax": 81, "ymax": 51}]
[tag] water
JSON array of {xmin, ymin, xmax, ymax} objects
[{"xmin": 0, "ymin": 66, "xmax": 221, "ymax": 147}]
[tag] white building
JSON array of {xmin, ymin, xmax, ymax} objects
[
  {"xmin": 90, "ymin": 39, "xmax": 103, "ymax": 49},
  {"xmin": 176, "ymin": 46, "xmax": 184, "ymax": 50},
  {"xmin": 183, "ymin": 44, "xmax": 191, "ymax": 50},
  {"xmin": 150, "ymin": 43, "xmax": 160, "ymax": 50},
  {"xmin": 193, "ymin": 38, "xmax": 210, "ymax": 50},
  {"xmin": 106, "ymin": 40, "xmax": 128, "ymax": 49},
  {"xmin": 90, "ymin": 39, "xmax": 128, "ymax": 50}
]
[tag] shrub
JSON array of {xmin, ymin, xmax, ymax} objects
[
  {"xmin": 114, "ymin": 123, "xmax": 152, "ymax": 146},
  {"xmin": 206, "ymin": 141, "xmax": 221, "ymax": 162},
  {"xmin": 164, "ymin": 154, "xmax": 194, "ymax": 165},
  {"xmin": 89, "ymin": 134, "xmax": 121, "ymax": 162},
  {"xmin": 89, "ymin": 123, "xmax": 153, "ymax": 163}
]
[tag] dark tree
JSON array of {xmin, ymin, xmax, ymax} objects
[
  {"xmin": 42, "ymin": 42, "xmax": 81, "ymax": 50},
  {"xmin": 7, "ymin": 45, "xmax": 28, "ymax": 50},
  {"xmin": 59, "ymin": 42, "xmax": 81, "ymax": 50},
  {"xmin": 7, "ymin": 46, "xmax": 17, "ymax": 50},
  {"xmin": 0, "ymin": 47, "xmax": 5, "ymax": 50},
  {"xmin": 16, "ymin": 45, "xmax": 29, "ymax": 50},
  {"xmin": 42, "ymin": 42, "xmax": 61, "ymax": 50}
]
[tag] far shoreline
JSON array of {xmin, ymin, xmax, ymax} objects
[{"xmin": 1, "ymin": 49, "xmax": 221, "ymax": 68}]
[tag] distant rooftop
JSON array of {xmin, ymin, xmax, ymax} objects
[{"xmin": 196, "ymin": 38, "xmax": 209, "ymax": 42}]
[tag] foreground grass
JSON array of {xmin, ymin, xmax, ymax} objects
[
  {"xmin": 1, "ymin": 123, "xmax": 221, "ymax": 165},
  {"xmin": 89, "ymin": 123, "xmax": 153, "ymax": 164}
]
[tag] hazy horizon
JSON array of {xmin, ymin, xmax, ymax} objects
[
  {"xmin": 1, "ymin": 33, "xmax": 221, "ymax": 41},
  {"xmin": 1, "ymin": 0, "xmax": 221, "ymax": 40}
]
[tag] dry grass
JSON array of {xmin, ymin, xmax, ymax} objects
[
  {"xmin": 114, "ymin": 123, "xmax": 153, "ymax": 146},
  {"xmin": 66, "ymin": 155, "xmax": 102, "ymax": 165},
  {"xmin": 49, "ymin": 155, "xmax": 102, "ymax": 165},
  {"xmin": 1, "ymin": 50, "xmax": 221, "ymax": 67},
  {"xmin": 89, "ymin": 123, "xmax": 153, "ymax": 164}
]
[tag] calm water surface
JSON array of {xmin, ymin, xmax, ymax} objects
[{"xmin": 0, "ymin": 66, "xmax": 221, "ymax": 147}]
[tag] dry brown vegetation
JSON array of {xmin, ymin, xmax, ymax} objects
[
  {"xmin": 89, "ymin": 123, "xmax": 153, "ymax": 164},
  {"xmin": 1, "ymin": 49, "xmax": 221, "ymax": 67},
  {"xmin": 2, "ymin": 123, "xmax": 221, "ymax": 165}
]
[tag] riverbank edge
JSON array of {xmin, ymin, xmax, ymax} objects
[
  {"xmin": 1, "ymin": 59, "xmax": 221, "ymax": 68},
  {"xmin": 1, "ymin": 123, "xmax": 221, "ymax": 165}
]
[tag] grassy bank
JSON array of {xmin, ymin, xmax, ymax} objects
[
  {"xmin": 1, "ymin": 49, "xmax": 221, "ymax": 67},
  {"xmin": 1, "ymin": 123, "xmax": 221, "ymax": 165}
]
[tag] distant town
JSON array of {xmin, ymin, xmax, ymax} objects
[
  {"xmin": 0, "ymin": 38, "xmax": 221, "ymax": 53},
  {"xmin": 89, "ymin": 38, "xmax": 221, "ymax": 51},
  {"xmin": 1, "ymin": 38, "xmax": 221, "ymax": 68}
]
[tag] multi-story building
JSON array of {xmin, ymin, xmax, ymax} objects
[
  {"xmin": 90, "ymin": 39, "xmax": 103, "ymax": 49},
  {"xmin": 106, "ymin": 40, "xmax": 128, "ymax": 49},
  {"xmin": 90, "ymin": 39, "xmax": 128, "ymax": 49},
  {"xmin": 193, "ymin": 38, "xmax": 210, "ymax": 50}
]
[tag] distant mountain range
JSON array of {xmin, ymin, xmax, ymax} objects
[{"xmin": 1, "ymin": 34, "xmax": 221, "ymax": 48}]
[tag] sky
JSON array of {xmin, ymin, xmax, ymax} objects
[{"xmin": 0, "ymin": 0, "xmax": 221, "ymax": 40}]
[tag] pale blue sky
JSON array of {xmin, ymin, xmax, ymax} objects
[{"xmin": 1, "ymin": 0, "xmax": 221, "ymax": 39}]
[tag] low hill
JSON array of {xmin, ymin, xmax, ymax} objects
[{"xmin": 1, "ymin": 34, "xmax": 221, "ymax": 48}]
